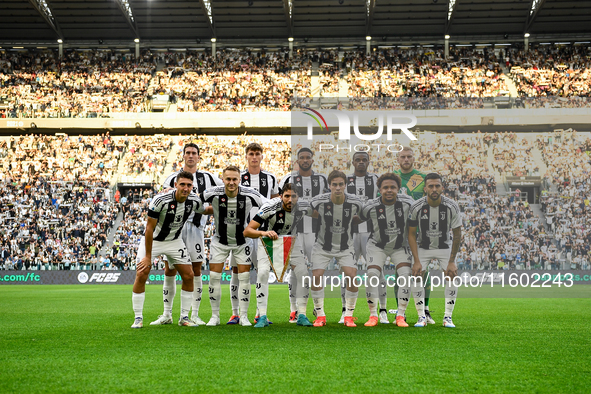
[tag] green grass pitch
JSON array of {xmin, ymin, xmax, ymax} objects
[{"xmin": 1, "ymin": 285, "xmax": 590, "ymax": 393}]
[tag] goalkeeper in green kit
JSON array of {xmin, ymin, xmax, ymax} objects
[{"xmin": 393, "ymin": 146, "xmax": 435, "ymax": 324}]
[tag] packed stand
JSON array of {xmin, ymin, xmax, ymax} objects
[
  {"xmin": 154, "ymin": 49, "xmax": 311, "ymax": 112},
  {"xmin": 508, "ymin": 45, "xmax": 591, "ymax": 106},
  {"xmin": 118, "ymin": 135, "xmax": 173, "ymax": 183},
  {"xmin": 0, "ymin": 50, "xmax": 156, "ymax": 118},
  {"xmin": 0, "ymin": 177, "xmax": 117, "ymax": 270}
]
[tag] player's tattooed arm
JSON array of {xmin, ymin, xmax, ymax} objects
[{"xmin": 446, "ymin": 226, "xmax": 462, "ymax": 278}]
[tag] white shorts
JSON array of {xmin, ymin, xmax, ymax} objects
[
  {"xmin": 311, "ymin": 243, "xmax": 356, "ymax": 271},
  {"xmin": 289, "ymin": 237, "xmax": 307, "ymax": 269},
  {"xmin": 136, "ymin": 237, "xmax": 191, "ymax": 268},
  {"xmin": 353, "ymin": 232, "xmax": 370, "ymax": 260},
  {"xmin": 366, "ymin": 241, "xmax": 411, "ymax": 269},
  {"xmin": 230, "ymin": 240, "xmax": 258, "ymax": 268},
  {"xmin": 181, "ymin": 223, "xmax": 205, "ymax": 262},
  {"xmin": 418, "ymin": 248, "xmax": 452, "ymax": 271},
  {"xmin": 211, "ymin": 238, "xmax": 253, "ymax": 266}
]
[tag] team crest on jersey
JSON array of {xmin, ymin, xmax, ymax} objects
[
  {"xmin": 199, "ymin": 178, "xmax": 204, "ymax": 185},
  {"xmin": 344, "ymin": 209, "xmax": 350, "ymax": 217},
  {"xmin": 397, "ymin": 208, "xmax": 403, "ymax": 217},
  {"xmin": 261, "ymin": 178, "xmax": 266, "ymax": 187},
  {"xmin": 366, "ymin": 178, "xmax": 372, "ymax": 185},
  {"xmin": 313, "ymin": 179, "xmax": 318, "ymax": 187},
  {"xmin": 440, "ymin": 212, "xmax": 446, "ymax": 220},
  {"xmin": 239, "ymin": 201, "xmax": 245, "ymax": 209}
]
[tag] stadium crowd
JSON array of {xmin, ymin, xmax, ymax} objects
[
  {"xmin": 2, "ymin": 45, "xmax": 591, "ymax": 118},
  {"xmin": 0, "ymin": 131, "xmax": 590, "ymax": 271}
]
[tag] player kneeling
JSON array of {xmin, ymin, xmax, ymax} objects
[
  {"xmin": 244, "ymin": 183, "xmax": 313, "ymax": 327},
  {"xmin": 359, "ymin": 173, "xmax": 420, "ymax": 327},
  {"xmin": 131, "ymin": 171, "xmax": 211, "ymax": 328}
]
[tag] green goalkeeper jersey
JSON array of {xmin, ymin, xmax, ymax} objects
[{"xmin": 393, "ymin": 168, "xmax": 426, "ymax": 201}]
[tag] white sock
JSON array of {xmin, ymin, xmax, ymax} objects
[
  {"xmin": 238, "ymin": 272, "xmax": 251, "ymax": 318},
  {"xmin": 411, "ymin": 277, "xmax": 425, "ymax": 317},
  {"xmin": 294, "ymin": 266, "xmax": 309, "ymax": 316},
  {"xmin": 288, "ymin": 271, "xmax": 297, "ymax": 313},
  {"xmin": 256, "ymin": 267, "xmax": 270, "ymax": 316},
  {"xmin": 311, "ymin": 289, "xmax": 325, "ymax": 317},
  {"xmin": 366, "ymin": 268, "xmax": 380, "ymax": 316},
  {"xmin": 209, "ymin": 271, "xmax": 222, "ymax": 317},
  {"xmin": 444, "ymin": 284, "xmax": 458, "ymax": 318},
  {"xmin": 340, "ymin": 281, "xmax": 346, "ymax": 310},
  {"xmin": 396, "ymin": 266, "xmax": 412, "ymax": 316},
  {"xmin": 378, "ymin": 271, "xmax": 388, "ymax": 311},
  {"xmin": 192, "ymin": 275, "xmax": 202, "ymax": 317},
  {"xmin": 180, "ymin": 290, "xmax": 192, "ymax": 318},
  {"xmin": 163, "ymin": 275, "xmax": 176, "ymax": 317},
  {"xmin": 344, "ymin": 289, "xmax": 358, "ymax": 317},
  {"xmin": 132, "ymin": 292, "xmax": 145, "ymax": 319},
  {"xmin": 230, "ymin": 272, "xmax": 239, "ymax": 315}
]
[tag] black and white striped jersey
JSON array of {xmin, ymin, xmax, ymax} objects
[
  {"xmin": 279, "ymin": 172, "xmax": 329, "ymax": 234},
  {"xmin": 305, "ymin": 193, "xmax": 364, "ymax": 252},
  {"xmin": 201, "ymin": 186, "xmax": 269, "ymax": 246},
  {"xmin": 147, "ymin": 190, "xmax": 205, "ymax": 242},
  {"xmin": 253, "ymin": 197, "xmax": 301, "ymax": 236},
  {"xmin": 408, "ymin": 196, "xmax": 462, "ymax": 250},
  {"xmin": 346, "ymin": 173, "xmax": 379, "ymax": 233},
  {"xmin": 240, "ymin": 169, "xmax": 279, "ymax": 199},
  {"xmin": 162, "ymin": 170, "xmax": 223, "ymax": 228},
  {"xmin": 360, "ymin": 194, "xmax": 415, "ymax": 250}
]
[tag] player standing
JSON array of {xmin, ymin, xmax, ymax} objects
[
  {"xmin": 243, "ymin": 183, "xmax": 313, "ymax": 327},
  {"xmin": 151, "ymin": 143, "xmax": 222, "ymax": 326},
  {"xmin": 408, "ymin": 173, "xmax": 462, "ymax": 328},
  {"xmin": 279, "ymin": 148, "xmax": 329, "ymax": 322},
  {"xmin": 305, "ymin": 170, "xmax": 364, "ymax": 327},
  {"xmin": 342, "ymin": 152, "xmax": 384, "ymax": 323},
  {"xmin": 131, "ymin": 171, "xmax": 210, "ymax": 328},
  {"xmin": 359, "ymin": 173, "xmax": 420, "ymax": 326},
  {"xmin": 202, "ymin": 166, "xmax": 268, "ymax": 327},
  {"xmin": 227, "ymin": 143, "xmax": 279, "ymax": 324},
  {"xmin": 394, "ymin": 146, "xmax": 435, "ymax": 324}
]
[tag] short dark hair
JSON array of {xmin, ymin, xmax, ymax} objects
[
  {"xmin": 328, "ymin": 170, "xmax": 347, "ymax": 185},
  {"xmin": 176, "ymin": 170, "xmax": 194, "ymax": 183},
  {"xmin": 377, "ymin": 173, "xmax": 401, "ymax": 189},
  {"xmin": 281, "ymin": 183, "xmax": 294, "ymax": 194},
  {"xmin": 297, "ymin": 147, "xmax": 314, "ymax": 158},
  {"xmin": 183, "ymin": 143, "xmax": 200, "ymax": 156},
  {"xmin": 245, "ymin": 143, "xmax": 263, "ymax": 154},
  {"xmin": 353, "ymin": 151, "xmax": 369, "ymax": 160},
  {"xmin": 223, "ymin": 165, "xmax": 241, "ymax": 175},
  {"xmin": 425, "ymin": 173, "xmax": 443, "ymax": 184}
]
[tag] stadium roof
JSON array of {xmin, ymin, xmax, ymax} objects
[{"xmin": 1, "ymin": 0, "xmax": 591, "ymax": 47}]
